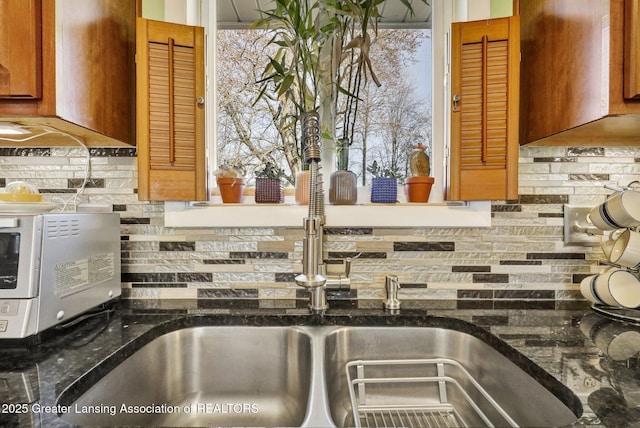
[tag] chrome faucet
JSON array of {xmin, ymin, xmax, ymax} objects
[{"xmin": 295, "ymin": 112, "xmax": 351, "ymax": 313}]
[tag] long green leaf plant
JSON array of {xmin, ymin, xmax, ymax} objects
[{"xmin": 252, "ymin": 0, "xmax": 427, "ymax": 171}]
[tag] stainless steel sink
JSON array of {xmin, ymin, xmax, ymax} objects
[
  {"xmin": 61, "ymin": 326, "xmax": 313, "ymax": 427},
  {"xmin": 323, "ymin": 326, "xmax": 579, "ymax": 428},
  {"xmin": 59, "ymin": 323, "xmax": 581, "ymax": 428}
]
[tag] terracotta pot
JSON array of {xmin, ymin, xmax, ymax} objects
[
  {"xmin": 405, "ymin": 176, "xmax": 434, "ymax": 203},
  {"xmin": 217, "ymin": 177, "xmax": 245, "ymax": 203}
]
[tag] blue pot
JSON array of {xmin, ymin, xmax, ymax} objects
[{"xmin": 370, "ymin": 178, "xmax": 398, "ymax": 203}]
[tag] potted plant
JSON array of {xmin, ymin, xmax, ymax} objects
[
  {"xmin": 255, "ymin": 162, "xmax": 285, "ymax": 204},
  {"xmin": 251, "ymin": 1, "xmax": 333, "ymax": 182},
  {"xmin": 252, "ymin": 1, "xmax": 425, "ymax": 174},
  {"xmin": 251, "ymin": 1, "xmax": 337, "ymax": 120},
  {"xmin": 405, "ymin": 142, "xmax": 434, "ymax": 203},
  {"xmin": 367, "ymin": 160, "xmax": 401, "ymax": 203},
  {"xmin": 214, "ymin": 164, "xmax": 245, "ymax": 203}
]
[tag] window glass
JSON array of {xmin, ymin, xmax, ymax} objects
[{"xmin": 216, "ymin": 27, "xmax": 432, "ymax": 186}]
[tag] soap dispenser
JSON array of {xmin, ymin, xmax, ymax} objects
[{"xmin": 384, "ymin": 275, "xmax": 401, "ymax": 311}]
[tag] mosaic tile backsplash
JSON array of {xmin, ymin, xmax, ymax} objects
[{"xmin": 1, "ymin": 144, "xmax": 638, "ymax": 308}]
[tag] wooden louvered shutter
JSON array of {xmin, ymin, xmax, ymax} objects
[
  {"xmin": 448, "ymin": 16, "xmax": 520, "ymax": 201},
  {"xmin": 136, "ymin": 18, "xmax": 206, "ymax": 201}
]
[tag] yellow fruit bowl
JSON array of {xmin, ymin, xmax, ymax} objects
[{"xmin": 0, "ymin": 193, "xmax": 44, "ymax": 203}]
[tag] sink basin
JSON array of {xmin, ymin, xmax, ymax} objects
[
  {"xmin": 60, "ymin": 326, "xmax": 312, "ymax": 427},
  {"xmin": 58, "ymin": 321, "xmax": 581, "ymax": 427},
  {"xmin": 323, "ymin": 326, "xmax": 580, "ymax": 428}
]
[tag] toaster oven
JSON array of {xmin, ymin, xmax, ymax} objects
[{"xmin": 0, "ymin": 212, "xmax": 121, "ymax": 339}]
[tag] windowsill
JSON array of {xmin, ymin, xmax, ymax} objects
[{"xmin": 164, "ymin": 200, "xmax": 492, "ymax": 228}]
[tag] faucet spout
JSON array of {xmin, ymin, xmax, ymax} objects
[
  {"xmin": 295, "ymin": 216, "xmax": 328, "ymax": 312},
  {"xmin": 296, "ymin": 222, "xmax": 353, "ymax": 311},
  {"xmin": 296, "ymin": 111, "xmax": 354, "ymax": 312}
]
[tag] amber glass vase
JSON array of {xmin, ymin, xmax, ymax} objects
[{"xmin": 329, "ymin": 139, "xmax": 357, "ymax": 205}]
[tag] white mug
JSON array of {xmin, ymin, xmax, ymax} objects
[
  {"xmin": 600, "ymin": 229, "xmax": 625, "ymax": 259},
  {"xmin": 588, "ymin": 190, "xmax": 640, "ymax": 230},
  {"xmin": 593, "ymin": 268, "xmax": 640, "ymax": 308},
  {"xmin": 580, "ymin": 274, "xmax": 603, "ymax": 304},
  {"xmin": 610, "ymin": 229, "xmax": 640, "ymax": 268}
]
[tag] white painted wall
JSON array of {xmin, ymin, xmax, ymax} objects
[
  {"xmin": 454, "ymin": 0, "xmax": 492, "ymax": 21},
  {"xmin": 142, "ymin": 0, "xmax": 164, "ymax": 20},
  {"xmin": 143, "ymin": 0, "xmax": 200, "ymax": 25},
  {"xmin": 163, "ymin": 0, "xmax": 199, "ymax": 25}
]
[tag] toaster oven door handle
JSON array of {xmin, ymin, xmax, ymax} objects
[{"xmin": 0, "ymin": 218, "xmax": 19, "ymax": 228}]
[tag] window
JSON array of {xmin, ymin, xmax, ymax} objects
[
  {"xmin": 215, "ymin": 27, "xmax": 432, "ymax": 187},
  {"xmin": 208, "ymin": 0, "xmax": 441, "ymax": 198},
  {"xmin": 163, "ymin": 0, "xmax": 493, "ymax": 228}
]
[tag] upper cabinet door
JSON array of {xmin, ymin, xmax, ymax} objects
[
  {"xmin": 625, "ymin": 0, "xmax": 640, "ymax": 99},
  {"xmin": 136, "ymin": 18, "xmax": 207, "ymax": 202},
  {"xmin": 448, "ymin": 16, "xmax": 520, "ymax": 201},
  {"xmin": 519, "ymin": 0, "xmax": 640, "ymax": 145},
  {"xmin": 0, "ymin": 0, "xmax": 137, "ymax": 146},
  {"xmin": 0, "ymin": 0, "xmax": 42, "ymax": 99}
]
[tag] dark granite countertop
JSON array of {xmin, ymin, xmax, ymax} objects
[{"xmin": 0, "ymin": 298, "xmax": 638, "ymax": 427}]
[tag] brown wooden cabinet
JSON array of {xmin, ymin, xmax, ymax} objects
[
  {"xmin": 448, "ymin": 16, "xmax": 520, "ymax": 201},
  {"xmin": 625, "ymin": 0, "xmax": 640, "ymax": 99},
  {"xmin": 0, "ymin": 0, "xmax": 42, "ymax": 99},
  {"xmin": 0, "ymin": 0, "xmax": 137, "ymax": 146},
  {"xmin": 519, "ymin": 0, "xmax": 640, "ymax": 145},
  {"xmin": 136, "ymin": 18, "xmax": 206, "ymax": 202}
]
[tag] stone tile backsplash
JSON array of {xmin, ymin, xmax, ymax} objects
[{"xmin": 1, "ymin": 144, "xmax": 639, "ymax": 307}]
